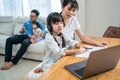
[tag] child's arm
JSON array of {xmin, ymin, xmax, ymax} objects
[
  {"xmin": 37, "ymin": 31, "xmax": 41, "ymax": 38},
  {"xmin": 37, "ymin": 28, "xmax": 44, "ymax": 38},
  {"xmin": 46, "ymin": 33, "xmax": 87, "ymax": 57},
  {"xmin": 64, "ymin": 47, "xmax": 87, "ymax": 55},
  {"xmin": 30, "ymin": 35, "xmax": 37, "ymax": 43},
  {"xmin": 34, "ymin": 66, "xmax": 43, "ymax": 73},
  {"xmin": 61, "ymin": 34, "xmax": 87, "ymax": 55},
  {"xmin": 63, "ymin": 33, "xmax": 80, "ymax": 48}
]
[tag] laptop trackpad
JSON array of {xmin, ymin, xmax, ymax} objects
[{"xmin": 65, "ymin": 60, "xmax": 87, "ymax": 71}]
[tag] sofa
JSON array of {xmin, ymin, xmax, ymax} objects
[{"xmin": 0, "ymin": 16, "xmax": 47, "ymax": 61}]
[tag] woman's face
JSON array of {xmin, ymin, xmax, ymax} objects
[
  {"xmin": 52, "ymin": 21, "xmax": 64, "ymax": 35},
  {"xmin": 62, "ymin": 3, "xmax": 76, "ymax": 19}
]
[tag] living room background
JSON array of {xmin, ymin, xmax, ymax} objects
[{"xmin": 0, "ymin": 0, "xmax": 61, "ymax": 17}]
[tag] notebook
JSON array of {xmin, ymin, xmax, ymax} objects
[{"xmin": 76, "ymin": 45, "xmax": 107, "ymax": 58}]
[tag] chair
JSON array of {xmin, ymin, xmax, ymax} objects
[{"xmin": 103, "ymin": 26, "xmax": 120, "ymax": 38}]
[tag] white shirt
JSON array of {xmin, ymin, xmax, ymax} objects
[
  {"xmin": 62, "ymin": 16, "xmax": 80, "ymax": 40},
  {"xmin": 33, "ymin": 28, "xmax": 42, "ymax": 35}
]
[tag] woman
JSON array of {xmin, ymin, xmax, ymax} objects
[{"xmin": 61, "ymin": 0, "xmax": 107, "ymax": 46}]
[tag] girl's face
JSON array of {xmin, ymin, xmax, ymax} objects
[
  {"xmin": 32, "ymin": 24, "xmax": 37, "ymax": 29},
  {"xmin": 52, "ymin": 21, "xmax": 63, "ymax": 35},
  {"xmin": 62, "ymin": 3, "xmax": 76, "ymax": 19}
]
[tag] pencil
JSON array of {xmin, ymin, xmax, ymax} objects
[{"xmin": 84, "ymin": 47, "xmax": 93, "ymax": 49}]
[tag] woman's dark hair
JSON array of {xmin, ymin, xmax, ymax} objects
[
  {"xmin": 31, "ymin": 9, "xmax": 40, "ymax": 16},
  {"xmin": 47, "ymin": 12, "xmax": 66, "ymax": 48},
  {"xmin": 47, "ymin": 12, "xmax": 65, "ymax": 34},
  {"xmin": 32, "ymin": 21, "xmax": 41, "ymax": 29},
  {"xmin": 62, "ymin": 0, "xmax": 79, "ymax": 10}
]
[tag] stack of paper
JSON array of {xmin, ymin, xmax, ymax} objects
[{"xmin": 75, "ymin": 46, "xmax": 108, "ymax": 58}]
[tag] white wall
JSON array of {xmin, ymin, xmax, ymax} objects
[
  {"xmin": 75, "ymin": 0, "xmax": 86, "ymax": 40},
  {"xmin": 86, "ymin": 0, "xmax": 120, "ymax": 37},
  {"xmin": 76, "ymin": 0, "xmax": 86, "ymax": 34}
]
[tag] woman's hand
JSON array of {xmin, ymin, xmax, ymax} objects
[{"xmin": 96, "ymin": 42, "xmax": 108, "ymax": 47}]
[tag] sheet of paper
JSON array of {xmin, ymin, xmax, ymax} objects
[{"xmin": 75, "ymin": 46, "xmax": 108, "ymax": 58}]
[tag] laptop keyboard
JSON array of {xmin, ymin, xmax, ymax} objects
[{"xmin": 75, "ymin": 67, "xmax": 85, "ymax": 76}]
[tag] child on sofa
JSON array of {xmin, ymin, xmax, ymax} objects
[
  {"xmin": 30, "ymin": 21, "xmax": 44, "ymax": 43},
  {"xmin": 28, "ymin": 12, "xmax": 87, "ymax": 78}
]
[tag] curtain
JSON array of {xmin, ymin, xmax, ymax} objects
[
  {"xmin": 0, "ymin": 0, "xmax": 23, "ymax": 16},
  {"xmin": 0, "ymin": 0, "xmax": 61, "ymax": 17}
]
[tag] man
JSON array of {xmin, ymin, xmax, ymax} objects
[{"xmin": 0, "ymin": 9, "xmax": 45, "ymax": 70}]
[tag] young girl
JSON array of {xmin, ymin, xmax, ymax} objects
[
  {"xmin": 30, "ymin": 21, "xmax": 44, "ymax": 43},
  {"xmin": 33, "ymin": 12, "xmax": 87, "ymax": 74},
  {"xmin": 61, "ymin": 0, "xmax": 108, "ymax": 46}
]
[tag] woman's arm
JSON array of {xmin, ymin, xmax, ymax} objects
[{"xmin": 75, "ymin": 29, "xmax": 108, "ymax": 47}]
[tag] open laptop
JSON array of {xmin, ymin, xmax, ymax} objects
[{"xmin": 65, "ymin": 45, "xmax": 120, "ymax": 79}]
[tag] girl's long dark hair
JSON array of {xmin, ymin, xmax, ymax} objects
[{"xmin": 47, "ymin": 12, "xmax": 66, "ymax": 48}]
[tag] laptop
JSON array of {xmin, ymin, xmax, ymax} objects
[{"xmin": 65, "ymin": 45, "xmax": 120, "ymax": 79}]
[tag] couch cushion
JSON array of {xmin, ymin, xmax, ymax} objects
[
  {"xmin": 38, "ymin": 16, "xmax": 47, "ymax": 24},
  {"xmin": 14, "ymin": 23, "xmax": 24, "ymax": 35},
  {"xmin": 15, "ymin": 16, "xmax": 29, "ymax": 23},
  {"xmin": 28, "ymin": 40, "xmax": 45, "ymax": 54},
  {"xmin": 0, "ymin": 16, "xmax": 14, "ymax": 22},
  {"xmin": 0, "ymin": 35, "xmax": 11, "ymax": 49},
  {"xmin": 0, "ymin": 16, "xmax": 15, "ymax": 35},
  {"xmin": 13, "ymin": 16, "xmax": 29, "ymax": 35}
]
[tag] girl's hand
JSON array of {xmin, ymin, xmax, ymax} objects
[
  {"xmin": 80, "ymin": 47, "xmax": 87, "ymax": 52},
  {"xmin": 34, "ymin": 67, "xmax": 43, "ymax": 73},
  {"xmin": 40, "ymin": 33, "xmax": 44, "ymax": 37},
  {"xmin": 30, "ymin": 37, "xmax": 38, "ymax": 44},
  {"xmin": 77, "ymin": 47, "xmax": 87, "ymax": 54},
  {"xmin": 30, "ymin": 38, "xmax": 34, "ymax": 43},
  {"xmin": 75, "ymin": 43, "xmax": 81, "ymax": 48}
]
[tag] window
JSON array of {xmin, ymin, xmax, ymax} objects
[{"xmin": 0, "ymin": 0, "xmax": 61, "ymax": 17}]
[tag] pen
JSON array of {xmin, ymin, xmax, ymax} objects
[{"xmin": 84, "ymin": 47, "xmax": 93, "ymax": 49}]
